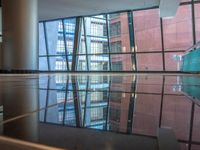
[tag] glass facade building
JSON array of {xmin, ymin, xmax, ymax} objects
[{"xmin": 39, "ymin": 1, "xmax": 200, "ymax": 72}]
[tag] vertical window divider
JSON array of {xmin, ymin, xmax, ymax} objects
[
  {"xmin": 192, "ymin": 0, "xmax": 197, "ymax": 45},
  {"xmin": 127, "ymin": 76, "xmax": 137, "ymax": 134},
  {"xmin": 44, "ymin": 76, "xmax": 50, "ymax": 122},
  {"xmin": 62, "ymin": 19, "xmax": 70, "ymax": 71},
  {"xmin": 83, "ymin": 17, "xmax": 89, "ymax": 71},
  {"xmin": 106, "ymin": 78, "xmax": 111, "ymax": 130},
  {"xmin": 72, "ymin": 17, "xmax": 82, "ymax": 71},
  {"xmin": 128, "ymin": 11, "xmax": 137, "ymax": 71},
  {"xmin": 188, "ymin": 102, "xmax": 195, "ymax": 150},
  {"xmin": 72, "ymin": 76, "xmax": 82, "ymax": 127},
  {"xmin": 106, "ymin": 15, "xmax": 112, "ymax": 71},
  {"xmin": 83, "ymin": 76, "xmax": 89, "ymax": 127},
  {"xmin": 159, "ymin": 76, "xmax": 165, "ymax": 127},
  {"xmin": 62, "ymin": 76, "xmax": 69, "ymax": 125},
  {"xmin": 43, "ymin": 22, "xmax": 50, "ymax": 70},
  {"xmin": 160, "ymin": 18, "xmax": 166, "ymax": 71}
]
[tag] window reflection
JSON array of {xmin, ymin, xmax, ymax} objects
[{"xmin": 39, "ymin": 74, "xmax": 200, "ymax": 147}]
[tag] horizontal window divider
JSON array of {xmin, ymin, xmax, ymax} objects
[
  {"xmin": 180, "ymin": 1, "xmax": 193, "ymax": 5},
  {"xmin": 164, "ymin": 50, "xmax": 186, "ymax": 53},
  {"xmin": 38, "ymin": 70, "xmax": 195, "ymax": 74},
  {"xmin": 39, "ymin": 88, "xmax": 185, "ymax": 96},
  {"xmin": 90, "ymin": 16, "xmax": 107, "ymax": 20},
  {"xmin": 178, "ymin": 139, "xmax": 200, "ymax": 146},
  {"xmin": 136, "ymin": 50, "xmax": 186, "ymax": 54},
  {"xmin": 84, "ymin": 35, "xmax": 108, "ymax": 38},
  {"xmin": 78, "ymin": 52, "xmax": 136, "ymax": 55},
  {"xmin": 39, "ymin": 55, "xmax": 72, "ymax": 57}
]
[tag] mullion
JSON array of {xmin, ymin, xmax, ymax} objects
[
  {"xmin": 192, "ymin": 0, "xmax": 197, "ymax": 45},
  {"xmin": 62, "ymin": 19, "xmax": 70, "ymax": 71},
  {"xmin": 72, "ymin": 17, "xmax": 82, "ymax": 71},
  {"xmin": 106, "ymin": 78, "xmax": 111, "ymax": 130},
  {"xmin": 83, "ymin": 17, "xmax": 89, "ymax": 71},
  {"xmin": 44, "ymin": 77, "xmax": 50, "ymax": 122},
  {"xmin": 128, "ymin": 11, "xmax": 137, "ymax": 71},
  {"xmin": 127, "ymin": 76, "xmax": 137, "ymax": 133},
  {"xmin": 43, "ymin": 22, "xmax": 50, "ymax": 70},
  {"xmin": 188, "ymin": 102, "xmax": 195, "ymax": 150},
  {"xmin": 62, "ymin": 77, "xmax": 69, "ymax": 125},
  {"xmin": 39, "ymin": 49, "xmax": 186, "ymax": 57},
  {"xmin": 106, "ymin": 15, "xmax": 112, "ymax": 71},
  {"xmin": 83, "ymin": 76, "xmax": 89, "ymax": 127},
  {"xmin": 159, "ymin": 76, "xmax": 165, "ymax": 127},
  {"xmin": 72, "ymin": 76, "xmax": 82, "ymax": 127},
  {"xmin": 160, "ymin": 18, "xmax": 166, "ymax": 71}
]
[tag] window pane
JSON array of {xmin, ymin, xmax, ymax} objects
[
  {"xmin": 179, "ymin": 143, "xmax": 188, "ymax": 150},
  {"xmin": 192, "ymin": 105, "xmax": 200, "ymax": 142},
  {"xmin": 110, "ymin": 22, "xmax": 121, "ymax": 37},
  {"xmin": 133, "ymin": 94, "xmax": 161, "ymax": 136},
  {"xmin": 164, "ymin": 76, "xmax": 182, "ymax": 95},
  {"xmin": 110, "ymin": 41, "xmax": 122, "ymax": 53},
  {"xmin": 84, "ymin": 16, "xmax": 109, "ymax": 54},
  {"xmin": 163, "ymin": 5, "xmax": 193, "ymax": 51},
  {"xmin": 109, "ymin": 13, "xmax": 131, "ymax": 53},
  {"xmin": 46, "ymin": 90, "xmax": 62, "ymax": 124},
  {"xmin": 67, "ymin": 55, "xmax": 73, "ymax": 71},
  {"xmin": 90, "ymin": 41, "xmax": 108, "ymax": 54},
  {"xmin": 64, "ymin": 19, "xmax": 76, "ymax": 55},
  {"xmin": 136, "ymin": 75, "xmax": 163, "ymax": 94},
  {"xmin": 79, "ymin": 21, "xmax": 86, "ymax": 54},
  {"xmin": 165, "ymin": 52, "xmax": 183, "ymax": 71},
  {"xmin": 65, "ymin": 92, "xmax": 76, "ymax": 126},
  {"xmin": 111, "ymin": 54, "xmax": 133, "ymax": 71},
  {"xmin": 49, "ymin": 56, "xmax": 67, "ymax": 71},
  {"xmin": 89, "ymin": 55, "xmax": 109, "ymax": 71},
  {"xmin": 134, "ymin": 9, "xmax": 162, "ymax": 52},
  {"xmin": 39, "ymin": 57, "xmax": 48, "ymax": 71},
  {"xmin": 39, "ymin": 89, "xmax": 47, "ymax": 121},
  {"xmin": 46, "ymin": 21, "xmax": 61, "ymax": 55},
  {"xmin": 191, "ymin": 145, "xmax": 200, "ymax": 150},
  {"xmin": 77, "ymin": 55, "xmax": 87, "ymax": 71},
  {"xmin": 85, "ymin": 91, "xmax": 108, "ymax": 129},
  {"xmin": 137, "ymin": 53, "xmax": 163, "ymax": 71},
  {"xmin": 161, "ymin": 95, "xmax": 192, "ymax": 140},
  {"xmin": 39, "ymin": 23, "xmax": 47, "ymax": 56}
]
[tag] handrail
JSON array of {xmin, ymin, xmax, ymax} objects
[{"xmin": 183, "ymin": 41, "xmax": 200, "ymax": 56}]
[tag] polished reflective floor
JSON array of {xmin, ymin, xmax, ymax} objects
[{"xmin": 0, "ymin": 73, "xmax": 200, "ymax": 150}]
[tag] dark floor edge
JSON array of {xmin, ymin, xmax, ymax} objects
[
  {"xmin": 0, "ymin": 70, "xmax": 39, "ymax": 74},
  {"xmin": 0, "ymin": 70, "xmax": 199, "ymax": 74}
]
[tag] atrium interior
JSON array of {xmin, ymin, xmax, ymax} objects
[{"xmin": 0, "ymin": 0, "xmax": 200, "ymax": 150}]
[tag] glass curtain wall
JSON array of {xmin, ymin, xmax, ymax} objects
[
  {"xmin": 39, "ymin": 1, "xmax": 200, "ymax": 72},
  {"xmin": 39, "ymin": 19, "xmax": 76, "ymax": 71}
]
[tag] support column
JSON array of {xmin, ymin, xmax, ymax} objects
[{"xmin": 1, "ymin": 0, "xmax": 38, "ymax": 72}]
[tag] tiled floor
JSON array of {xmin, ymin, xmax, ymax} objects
[{"xmin": 0, "ymin": 73, "xmax": 200, "ymax": 150}]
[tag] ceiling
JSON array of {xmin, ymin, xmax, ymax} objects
[{"xmin": 38, "ymin": 0, "xmax": 160, "ymax": 21}]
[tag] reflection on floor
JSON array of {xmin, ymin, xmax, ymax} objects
[{"xmin": 0, "ymin": 73, "xmax": 200, "ymax": 150}]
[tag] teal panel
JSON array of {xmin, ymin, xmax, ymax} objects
[
  {"xmin": 182, "ymin": 48, "xmax": 200, "ymax": 72},
  {"xmin": 182, "ymin": 76, "xmax": 200, "ymax": 100}
]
